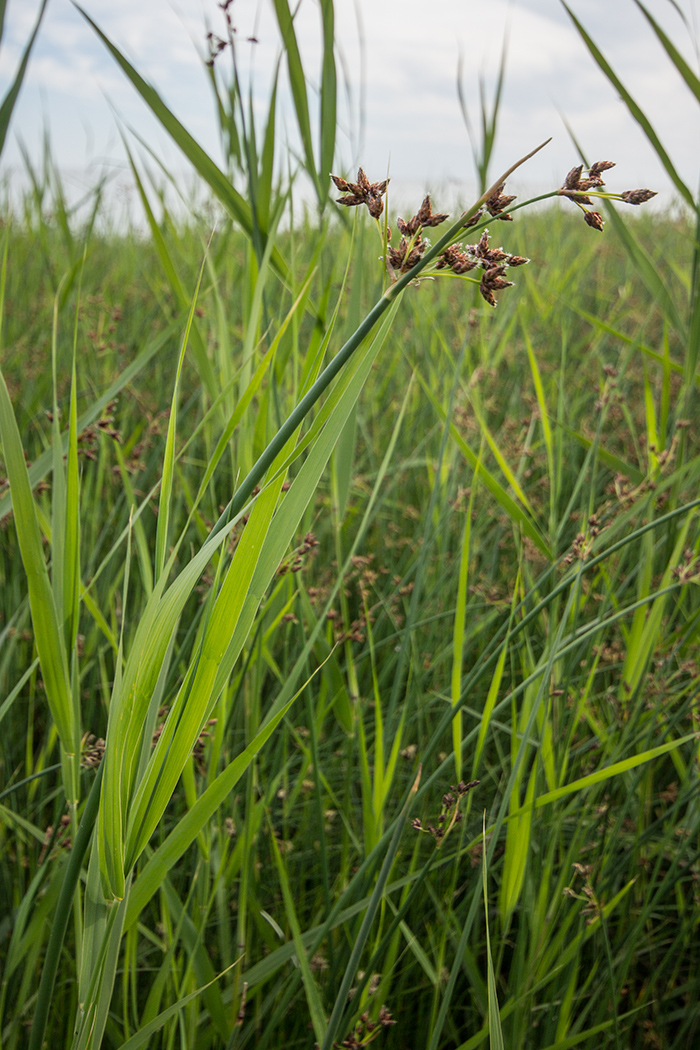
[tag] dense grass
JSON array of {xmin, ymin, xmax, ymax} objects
[
  {"xmin": 1, "ymin": 1, "xmax": 700, "ymax": 1047},
  {"xmin": 1, "ymin": 182, "xmax": 699, "ymax": 1050}
]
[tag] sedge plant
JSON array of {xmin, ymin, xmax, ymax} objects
[{"xmin": 1, "ymin": 3, "xmax": 699, "ymax": 1050}]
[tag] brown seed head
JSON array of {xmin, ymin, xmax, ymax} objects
[
  {"xmin": 589, "ymin": 160, "xmax": 616, "ymax": 176},
  {"xmin": 472, "ymin": 229, "xmax": 511, "ymax": 267},
  {"xmin": 485, "ymin": 183, "xmax": 517, "ymax": 220},
  {"xmin": 620, "ymin": 189, "xmax": 657, "ymax": 205},
  {"xmin": 437, "ymin": 244, "xmax": 479, "ymax": 274},
  {"xmin": 584, "ymin": 210, "xmax": 605, "ymax": 232},
  {"xmin": 482, "ymin": 264, "xmax": 514, "ymax": 291},
  {"xmin": 474, "ymin": 229, "xmax": 491, "ymax": 259},
  {"xmin": 561, "ymin": 161, "xmax": 614, "ymax": 195},
  {"xmin": 479, "ymin": 282, "xmax": 497, "ymax": 307},
  {"xmin": 577, "ymin": 177, "xmax": 604, "ymax": 191},
  {"xmin": 397, "ymin": 195, "xmax": 449, "ymax": 236},
  {"xmin": 330, "ymin": 168, "xmax": 389, "ymax": 218},
  {"xmin": 479, "ymin": 264, "xmax": 514, "ymax": 307},
  {"xmin": 415, "ymin": 194, "xmax": 449, "ymax": 228},
  {"xmin": 387, "ymin": 235, "xmax": 426, "ymax": 274},
  {"xmin": 462, "ymin": 208, "xmax": 484, "ymax": 228},
  {"xmin": 564, "ymin": 164, "xmax": 584, "ymax": 190}
]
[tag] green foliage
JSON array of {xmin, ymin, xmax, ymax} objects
[{"xmin": 1, "ymin": 3, "xmax": 700, "ymax": 1049}]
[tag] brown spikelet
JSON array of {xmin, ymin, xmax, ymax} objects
[
  {"xmin": 479, "ymin": 264, "xmax": 514, "ymax": 307},
  {"xmin": 620, "ymin": 189, "xmax": 657, "ymax": 205},
  {"xmin": 584, "ymin": 210, "xmax": 605, "ymax": 232},
  {"xmin": 387, "ymin": 235, "xmax": 427, "ymax": 274},
  {"xmin": 589, "ymin": 160, "xmax": 616, "ymax": 176},
  {"xmin": 462, "ymin": 208, "xmax": 483, "ymax": 229},
  {"xmin": 397, "ymin": 195, "xmax": 449, "ymax": 236},
  {"xmin": 436, "ymin": 244, "xmax": 478, "ymax": 273},
  {"xmin": 485, "ymin": 183, "xmax": 517, "ymax": 220},
  {"xmin": 564, "ymin": 164, "xmax": 584, "ymax": 190},
  {"xmin": 330, "ymin": 168, "xmax": 389, "ymax": 218}
]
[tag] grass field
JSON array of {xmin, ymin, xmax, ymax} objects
[{"xmin": 1, "ymin": 3, "xmax": 700, "ymax": 1049}]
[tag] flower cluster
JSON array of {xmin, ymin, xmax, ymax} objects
[
  {"xmin": 557, "ymin": 161, "xmax": 656, "ymax": 231},
  {"xmin": 412, "ymin": 778, "xmax": 480, "ymax": 845},
  {"xmin": 330, "ymin": 1006, "xmax": 396, "ymax": 1049},
  {"xmin": 330, "ymin": 167, "xmax": 526, "ymax": 305},
  {"xmin": 383, "ymin": 194, "xmax": 450, "ymax": 278},
  {"xmin": 330, "ymin": 159, "xmax": 656, "ymax": 303},
  {"xmin": 331, "ymin": 168, "xmax": 389, "ymax": 219},
  {"xmin": 484, "ymin": 182, "xmax": 516, "ymax": 221},
  {"xmin": 436, "ymin": 228, "xmax": 529, "ymax": 307}
]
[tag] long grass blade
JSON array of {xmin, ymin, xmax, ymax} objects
[
  {"xmin": 561, "ymin": 3, "xmax": 694, "ymax": 209},
  {"xmin": 0, "ymin": 0, "xmax": 48, "ymax": 157}
]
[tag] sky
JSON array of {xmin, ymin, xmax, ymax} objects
[{"xmin": 0, "ymin": 0, "xmax": 698, "ymax": 217}]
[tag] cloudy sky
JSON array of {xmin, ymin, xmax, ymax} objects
[{"xmin": 0, "ymin": 0, "xmax": 698, "ymax": 213}]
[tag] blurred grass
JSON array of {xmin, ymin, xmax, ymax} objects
[{"xmin": 0, "ymin": 160, "xmax": 698, "ymax": 1049}]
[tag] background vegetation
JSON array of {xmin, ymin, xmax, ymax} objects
[{"xmin": 1, "ymin": 2, "xmax": 699, "ymax": 1048}]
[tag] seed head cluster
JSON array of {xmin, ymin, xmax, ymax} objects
[
  {"xmin": 484, "ymin": 182, "xmax": 516, "ymax": 221},
  {"xmin": 557, "ymin": 161, "xmax": 656, "ymax": 230},
  {"xmin": 330, "ymin": 167, "xmax": 528, "ymax": 303},
  {"xmin": 436, "ymin": 228, "xmax": 529, "ymax": 307},
  {"xmin": 328, "ymin": 1006, "xmax": 396, "ymax": 1049},
  {"xmin": 330, "ymin": 159, "xmax": 656, "ymax": 305},
  {"xmin": 412, "ymin": 778, "xmax": 480, "ymax": 845},
  {"xmin": 331, "ymin": 168, "xmax": 389, "ymax": 219}
]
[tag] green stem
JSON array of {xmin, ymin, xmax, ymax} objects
[
  {"xmin": 29, "ymin": 762, "xmax": 104, "ymax": 1050},
  {"xmin": 0, "ymin": 763, "xmax": 61, "ymax": 801}
]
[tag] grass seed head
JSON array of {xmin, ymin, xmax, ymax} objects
[
  {"xmin": 620, "ymin": 188, "xmax": 657, "ymax": 205},
  {"xmin": 485, "ymin": 182, "xmax": 516, "ymax": 220},
  {"xmin": 387, "ymin": 234, "xmax": 427, "ymax": 274},
  {"xmin": 463, "ymin": 208, "xmax": 484, "ymax": 228},
  {"xmin": 330, "ymin": 168, "xmax": 389, "ymax": 218},
  {"xmin": 564, "ymin": 164, "xmax": 584, "ymax": 189},
  {"xmin": 480, "ymin": 264, "xmax": 514, "ymax": 306},
  {"xmin": 559, "ymin": 160, "xmax": 655, "ymax": 228},
  {"xmin": 435, "ymin": 244, "xmax": 478, "ymax": 273},
  {"xmin": 584, "ymin": 210, "xmax": 605, "ymax": 232},
  {"xmin": 397, "ymin": 194, "xmax": 449, "ymax": 234}
]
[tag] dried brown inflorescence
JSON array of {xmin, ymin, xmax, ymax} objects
[
  {"xmin": 396, "ymin": 194, "xmax": 449, "ymax": 236},
  {"xmin": 434, "ymin": 243, "xmax": 478, "ymax": 274},
  {"xmin": 329, "ymin": 159, "xmax": 654, "ymax": 304},
  {"xmin": 383, "ymin": 195, "xmax": 449, "ymax": 276},
  {"xmin": 620, "ymin": 188, "xmax": 657, "ymax": 205},
  {"xmin": 558, "ymin": 161, "xmax": 656, "ymax": 230},
  {"xmin": 435, "ymin": 228, "xmax": 528, "ymax": 307},
  {"xmin": 329, "ymin": 1005, "xmax": 397, "ymax": 1049},
  {"xmin": 331, "ymin": 168, "xmax": 389, "ymax": 219},
  {"xmin": 385, "ymin": 190, "xmax": 526, "ymax": 304},
  {"xmin": 484, "ymin": 182, "xmax": 516, "ymax": 221},
  {"xmin": 329, "ymin": 167, "xmax": 528, "ymax": 304},
  {"xmin": 386, "ymin": 233, "xmax": 427, "ymax": 275},
  {"xmin": 412, "ymin": 778, "xmax": 480, "ymax": 844}
]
